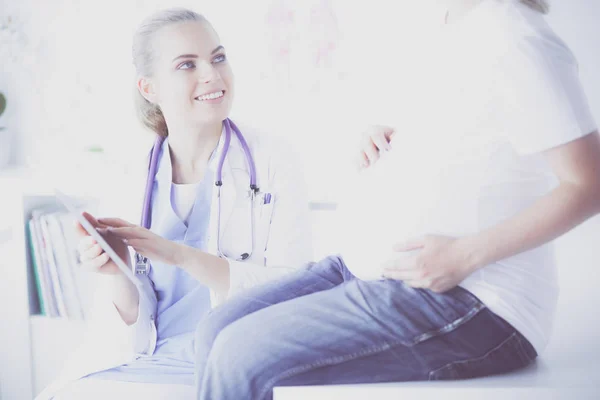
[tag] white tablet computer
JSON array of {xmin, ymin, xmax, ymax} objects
[{"xmin": 54, "ymin": 189, "xmax": 142, "ymax": 287}]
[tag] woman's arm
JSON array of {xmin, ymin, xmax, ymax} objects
[
  {"xmin": 383, "ymin": 132, "xmax": 600, "ymax": 292},
  {"xmin": 175, "ymin": 248, "xmax": 230, "ymax": 295},
  {"xmin": 109, "ymin": 273, "xmax": 140, "ymax": 325},
  {"xmin": 466, "ymin": 131, "xmax": 600, "ymax": 269}
]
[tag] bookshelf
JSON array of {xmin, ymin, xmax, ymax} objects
[{"xmin": 0, "ymin": 169, "xmax": 99, "ymax": 399}]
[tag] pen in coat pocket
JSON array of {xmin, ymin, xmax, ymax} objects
[{"xmin": 263, "ymin": 193, "xmax": 272, "ymax": 204}]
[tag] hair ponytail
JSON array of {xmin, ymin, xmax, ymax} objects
[{"xmin": 133, "ymin": 88, "xmax": 169, "ymax": 137}]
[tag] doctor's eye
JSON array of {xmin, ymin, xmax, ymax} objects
[
  {"xmin": 178, "ymin": 61, "xmax": 196, "ymax": 70},
  {"xmin": 213, "ymin": 54, "xmax": 227, "ymax": 64}
]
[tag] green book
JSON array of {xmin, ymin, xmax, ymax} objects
[{"xmin": 27, "ymin": 219, "xmax": 46, "ymax": 316}]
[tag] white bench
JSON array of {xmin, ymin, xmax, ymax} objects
[{"xmin": 274, "ymin": 346, "xmax": 599, "ymax": 399}]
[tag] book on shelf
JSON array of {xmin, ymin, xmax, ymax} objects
[
  {"xmin": 28, "ymin": 217, "xmax": 52, "ymax": 317},
  {"xmin": 27, "ymin": 208, "xmax": 91, "ymax": 320}
]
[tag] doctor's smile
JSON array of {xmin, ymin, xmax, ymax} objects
[{"xmin": 195, "ymin": 90, "xmax": 226, "ymax": 103}]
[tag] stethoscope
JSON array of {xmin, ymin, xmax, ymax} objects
[{"xmin": 135, "ymin": 118, "xmax": 259, "ymax": 275}]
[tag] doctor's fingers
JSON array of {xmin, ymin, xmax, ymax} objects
[
  {"xmin": 77, "ymin": 235, "xmax": 97, "ymax": 254},
  {"xmin": 103, "ymin": 226, "xmax": 149, "ymax": 239},
  {"xmin": 80, "ymin": 243, "xmax": 104, "ymax": 262},
  {"xmin": 97, "ymin": 217, "xmax": 136, "ymax": 228},
  {"xmin": 80, "ymin": 252, "xmax": 110, "ymax": 272},
  {"xmin": 73, "ymin": 215, "xmax": 109, "ymax": 239},
  {"xmin": 82, "ymin": 212, "xmax": 110, "ymax": 229}
]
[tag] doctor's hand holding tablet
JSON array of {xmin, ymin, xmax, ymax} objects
[
  {"xmin": 63, "ymin": 201, "xmax": 143, "ymax": 325},
  {"xmin": 96, "ymin": 217, "xmax": 191, "ymax": 269},
  {"xmin": 75, "ymin": 212, "xmax": 128, "ymax": 277},
  {"xmin": 75, "ymin": 213, "xmax": 184, "ymax": 278}
]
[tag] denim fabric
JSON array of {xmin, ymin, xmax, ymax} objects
[{"xmin": 194, "ymin": 255, "xmax": 537, "ymax": 400}]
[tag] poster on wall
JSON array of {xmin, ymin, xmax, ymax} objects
[{"xmin": 263, "ymin": 0, "xmax": 345, "ymax": 95}]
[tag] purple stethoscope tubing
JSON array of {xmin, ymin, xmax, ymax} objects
[{"xmin": 136, "ymin": 118, "xmax": 258, "ymax": 274}]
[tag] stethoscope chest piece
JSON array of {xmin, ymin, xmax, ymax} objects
[{"xmin": 135, "ymin": 252, "xmax": 149, "ymax": 275}]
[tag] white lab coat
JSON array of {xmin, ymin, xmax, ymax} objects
[{"xmin": 36, "ymin": 124, "xmax": 313, "ymax": 399}]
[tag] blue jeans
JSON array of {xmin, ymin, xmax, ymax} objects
[{"xmin": 193, "ymin": 256, "xmax": 537, "ymax": 400}]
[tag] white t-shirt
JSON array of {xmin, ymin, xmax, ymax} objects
[
  {"xmin": 171, "ymin": 182, "xmax": 199, "ymax": 223},
  {"xmin": 339, "ymin": 0, "xmax": 597, "ymax": 354}
]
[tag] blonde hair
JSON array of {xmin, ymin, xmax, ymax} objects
[
  {"xmin": 519, "ymin": 0, "xmax": 550, "ymax": 14},
  {"xmin": 132, "ymin": 8, "xmax": 207, "ymax": 137}
]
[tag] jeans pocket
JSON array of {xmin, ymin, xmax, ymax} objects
[{"xmin": 429, "ymin": 331, "xmax": 538, "ymax": 380}]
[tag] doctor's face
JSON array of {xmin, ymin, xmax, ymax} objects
[{"xmin": 150, "ymin": 21, "xmax": 234, "ymax": 127}]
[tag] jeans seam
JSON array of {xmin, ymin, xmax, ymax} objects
[
  {"xmin": 405, "ymin": 302, "xmax": 486, "ymax": 346},
  {"xmin": 428, "ymin": 331, "xmax": 518, "ymax": 380},
  {"xmin": 258, "ymin": 339, "xmax": 407, "ymax": 399},
  {"xmin": 259, "ymin": 302, "xmax": 486, "ymax": 398},
  {"xmin": 514, "ymin": 331, "xmax": 537, "ymax": 364}
]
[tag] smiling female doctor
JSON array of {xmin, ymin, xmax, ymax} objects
[{"xmin": 36, "ymin": 8, "xmax": 312, "ymax": 400}]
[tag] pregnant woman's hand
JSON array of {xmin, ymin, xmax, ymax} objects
[
  {"xmin": 357, "ymin": 125, "xmax": 396, "ymax": 169},
  {"xmin": 382, "ymin": 235, "xmax": 480, "ymax": 293}
]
